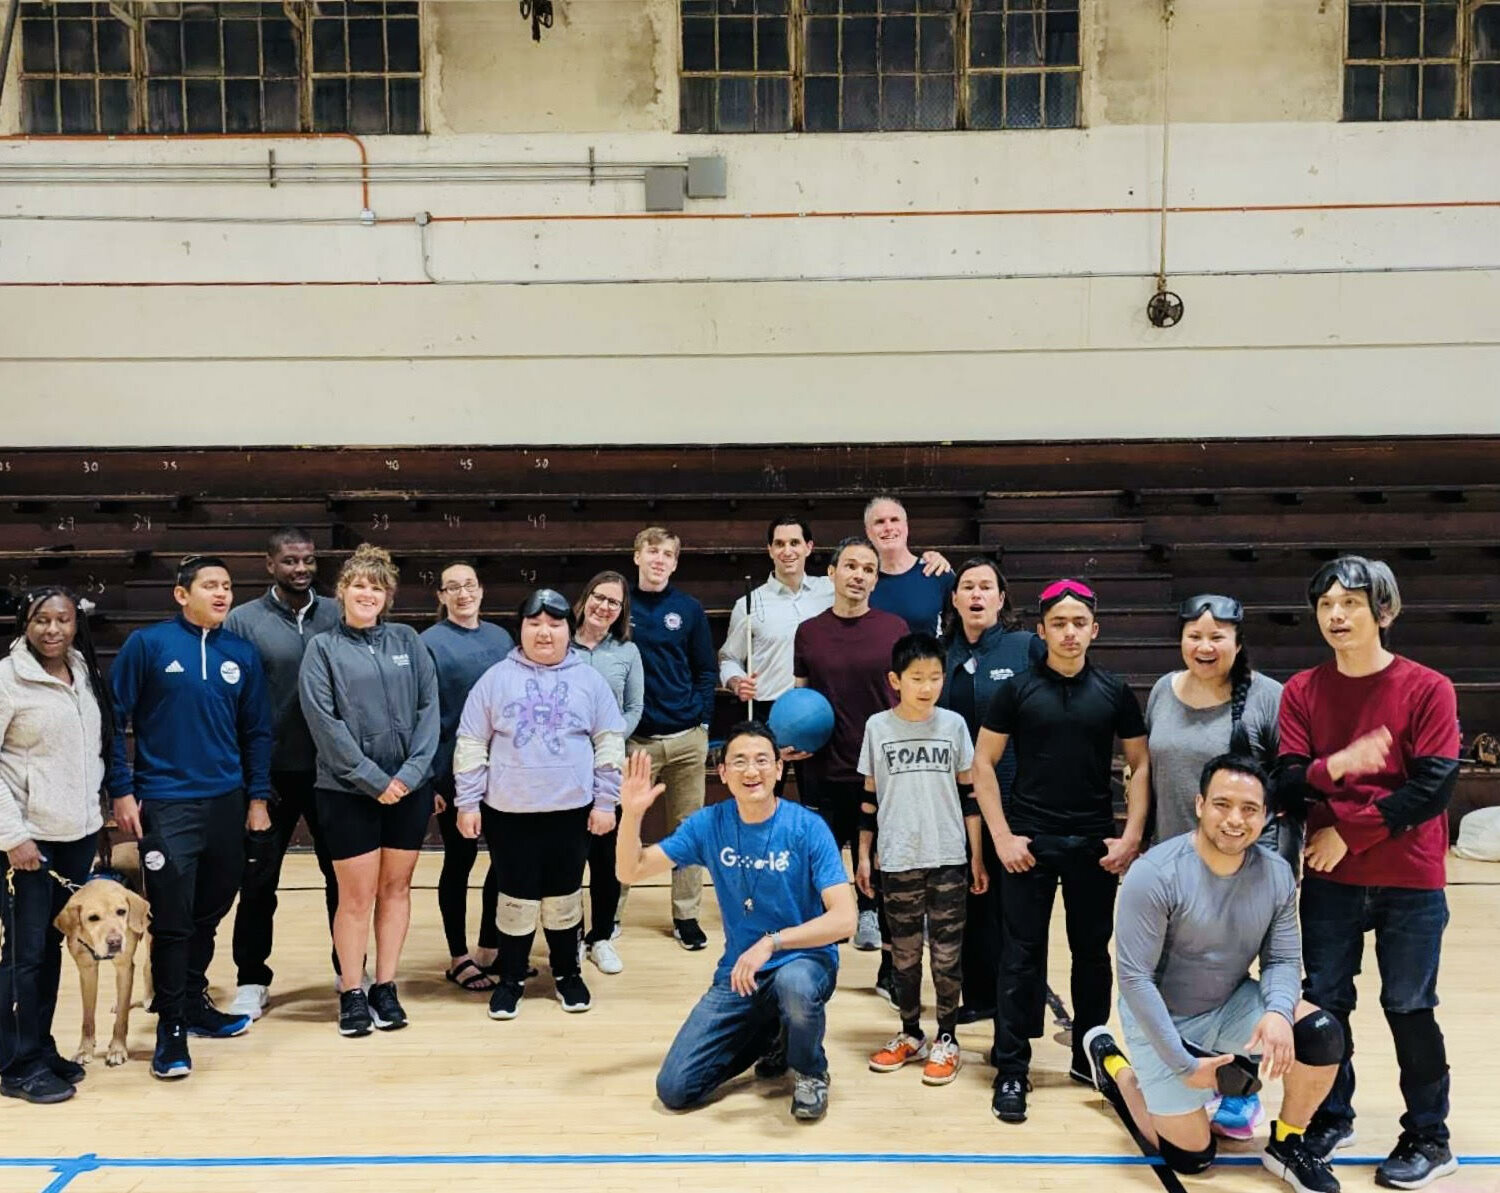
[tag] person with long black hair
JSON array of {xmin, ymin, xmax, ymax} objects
[{"xmin": 0, "ymin": 589, "xmax": 113, "ymax": 1104}]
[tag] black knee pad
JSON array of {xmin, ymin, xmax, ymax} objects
[
  {"xmin": 1157, "ymin": 1135, "xmax": 1216, "ymax": 1175},
  {"xmin": 1385, "ymin": 1009, "xmax": 1447, "ymax": 1086},
  {"xmin": 1293, "ymin": 1007, "xmax": 1346, "ymax": 1068}
]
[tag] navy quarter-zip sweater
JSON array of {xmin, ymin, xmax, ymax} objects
[
  {"xmin": 630, "ymin": 584, "xmax": 716, "ymax": 736},
  {"xmin": 107, "ymin": 613, "xmax": 273, "ymax": 802}
]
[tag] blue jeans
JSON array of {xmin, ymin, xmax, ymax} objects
[
  {"xmin": 656, "ymin": 954, "xmax": 836, "ymax": 1110},
  {"xmin": 1300, "ymin": 875, "xmax": 1449, "ymax": 1142}
]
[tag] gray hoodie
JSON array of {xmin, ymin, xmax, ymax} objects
[{"xmin": 298, "ymin": 620, "xmax": 439, "ymax": 798}]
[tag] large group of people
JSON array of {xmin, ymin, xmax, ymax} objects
[{"xmin": 0, "ymin": 496, "xmax": 1463, "ymax": 1192}]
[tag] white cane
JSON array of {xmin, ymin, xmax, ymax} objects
[{"xmin": 743, "ymin": 575, "xmax": 755, "ymax": 721}]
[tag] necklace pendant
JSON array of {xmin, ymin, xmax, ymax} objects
[{"xmin": 744, "ymin": 897, "xmax": 755, "ymax": 912}]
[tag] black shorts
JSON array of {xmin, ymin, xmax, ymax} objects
[{"xmin": 316, "ymin": 785, "xmax": 435, "ymax": 861}]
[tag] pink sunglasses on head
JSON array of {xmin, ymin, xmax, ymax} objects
[{"xmin": 1038, "ymin": 578, "xmax": 1097, "ymax": 604}]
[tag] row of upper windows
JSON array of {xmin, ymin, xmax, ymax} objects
[{"xmin": 15, "ymin": 0, "xmax": 1500, "ymax": 136}]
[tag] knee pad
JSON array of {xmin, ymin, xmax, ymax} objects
[
  {"xmin": 1293, "ymin": 1008, "xmax": 1346, "ymax": 1068},
  {"xmin": 495, "ymin": 894, "xmax": 540, "ymax": 936},
  {"xmin": 1385, "ymin": 1009, "xmax": 1448, "ymax": 1086},
  {"xmin": 539, "ymin": 890, "xmax": 583, "ymax": 932},
  {"xmin": 1157, "ymin": 1135, "xmax": 1216, "ymax": 1176}
]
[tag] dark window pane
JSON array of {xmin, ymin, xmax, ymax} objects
[
  {"xmin": 922, "ymin": 0, "xmax": 956, "ymax": 10},
  {"xmin": 263, "ymin": 19, "xmax": 299, "ymax": 76},
  {"xmin": 807, "ymin": 0, "xmax": 839, "ymax": 12},
  {"xmin": 1472, "ymin": 62, "xmax": 1500, "ymax": 117},
  {"xmin": 844, "ymin": 16, "xmax": 877, "ymax": 71},
  {"xmin": 1384, "ymin": 4, "xmax": 1419, "ymax": 57},
  {"xmin": 349, "ymin": 19, "xmax": 385, "ymax": 70},
  {"xmin": 1476, "ymin": 4, "xmax": 1500, "ymax": 60},
  {"xmin": 1382, "ymin": 62, "xmax": 1416, "ymax": 118},
  {"xmin": 264, "ymin": 78, "xmax": 299, "ymax": 129},
  {"xmin": 718, "ymin": 0, "xmax": 750, "ymax": 12},
  {"xmin": 1423, "ymin": 4, "xmax": 1457, "ymax": 57},
  {"xmin": 387, "ymin": 19, "xmax": 421, "ymax": 71},
  {"xmin": 717, "ymin": 76, "xmax": 753, "ymax": 130},
  {"xmin": 1347, "ymin": 4, "xmax": 1380, "ymax": 58},
  {"xmin": 146, "ymin": 78, "xmax": 184, "ymax": 133},
  {"xmin": 805, "ymin": 74, "xmax": 839, "ymax": 130},
  {"xmin": 883, "ymin": 0, "xmax": 919, "ymax": 13},
  {"xmin": 349, "ymin": 76, "xmax": 387, "ymax": 131},
  {"xmin": 1044, "ymin": 67, "xmax": 1078, "ymax": 125},
  {"xmin": 221, "ymin": 3, "xmax": 261, "ymax": 15},
  {"xmin": 182, "ymin": 2, "xmax": 218, "ymax": 16},
  {"xmin": 680, "ymin": 74, "xmax": 713, "ymax": 130},
  {"xmin": 145, "ymin": 21, "xmax": 181, "ymax": 74},
  {"xmin": 1420, "ymin": 63, "xmax": 1455, "ymax": 118},
  {"xmin": 313, "ymin": 19, "xmax": 347, "ymax": 71},
  {"xmin": 759, "ymin": 0, "xmax": 788, "ymax": 13},
  {"xmin": 1005, "ymin": 70, "xmax": 1041, "ymax": 126},
  {"xmin": 224, "ymin": 78, "xmax": 262, "ymax": 131},
  {"xmin": 969, "ymin": 73, "xmax": 1001, "ymax": 128},
  {"xmin": 182, "ymin": 21, "xmax": 221, "ymax": 75},
  {"xmin": 185, "ymin": 78, "xmax": 223, "ymax": 130},
  {"xmin": 845, "ymin": 0, "xmax": 877, "ymax": 12},
  {"xmin": 880, "ymin": 74, "xmax": 915, "ymax": 128},
  {"xmin": 58, "ymin": 79, "xmax": 94, "ymax": 131},
  {"xmin": 319, "ymin": 2, "xmax": 348, "ymax": 13},
  {"xmin": 881, "ymin": 16, "xmax": 915, "ymax": 71},
  {"xmin": 843, "ymin": 73, "xmax": 878, "ymax": 129},
  {"xmin": 1046, "ymin": 0, "xmax": 1077, "ymax": 8},
  {"xmin": 57, "ymin": 19, "xmax": 94, "ymax": 73},
  {"xmin": 1343, "ymin": 63, "xmax": 1379, "ymax": 119},
  {"xmin": 755, "ymin": 75, "xmax": 791, "ymax": 130},
  {"xmin": 971, "ymin": 0, "xmax": 1005, "ymax": 10},
  {"xmin": 1044, "ymin": 9, "xmax": 1077, "ymax": 64},
  {"xmin": 313, "ymin": 78, "xmax": 347, "ymax": 129},
  {"xmin": 918, "ymin": 15, "xmax": 953, "ymax": 71},
  {"xmin": 970, "ymin": 14, "xmax": 1002, "ymax": 66},
  {"xmin": 682, "ymin": 17, "xmax": 714, "ymax": 70},
  {"xmin": 389, "ymin": 77, "xmax": 422, "ymax": 131},
  {"xmin": 21, "ymin": 20, "xmax": 55, "ymax": 72},
  {"xmin": 99, "ymin": 78, "xmax": 132, "ymax": 132},
  {"xmin": 805, "ymin": 17, "xmax": 838, "ymax": 71},
  {"xmin": 916, "ymin": 73, "xmax": 954, "ymax": 127},
  {"xmin": 222, "ymin": 20, "xmax": 259, "ymax": 74},
  {"xmin": 719, "ymin": 17, "xmax": 753, "ymax": 69},
  {"xmin": 1006, "ymin": 12, "xmax": 1040, "ymax": 65},
  {"xmin": 22, "ymin": 79, "xmax": 57, "ymax": 133},
  {"xmin": 349, "ymin": 1, "xmax": 385, "ymax": 13},
  {"xmin": 757, "ymin": 18, "xmax": 789, "ymax": 71},
  {"xmin": 97, "ymin": 21, "xmax": 130, "ymax": 73}
]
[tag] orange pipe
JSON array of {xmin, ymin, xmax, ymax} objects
[{"xmin": 0, "ymin": 131, "xmax": 371, "ymax": 211}]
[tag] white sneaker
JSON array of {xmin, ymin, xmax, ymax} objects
[
  {"xmin": 588, "ymin": 940, "xmax": 624, "ymax": 975},
  {"xmin": 228, "ymin": 984, "xmax": 269, "ymax": 1022},
  {"xmin": 853, "ymin": 909, "xmax": 881, "ymax": 951}
]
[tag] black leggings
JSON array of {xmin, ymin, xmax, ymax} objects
[
  {"xmin": 584, "ymin": 808, "xmax": 621, "ymax": 945},
  {"xmin": 434, "ymin": 799, "xmax": 500, "ymax": 959},
  {"xmin": 481, "ymin": 804, "xmax": 591, "ymax": 984}
]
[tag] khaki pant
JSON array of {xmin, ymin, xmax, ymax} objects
[{"xmin": 629, "ymin": 726, "xmax": 708, "ymax": 922}]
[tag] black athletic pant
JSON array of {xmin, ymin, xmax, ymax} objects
[
  {"xmin": 141, "ymin": 793, "xmax": 245, "ymax": 1023},
  {"xmin": 961, "ymin": 827, "xmax": 1002, "ymax": 1014},
  {"xmin": 481, "ymin": 804, "xmax": 591, "ymax": 985},
  {"xmin": 992, "ymin": 834, "xmax": 1116, "ymax": 1080},
  {"xmin": 584, "ymin": 807, "xmax": 621, "ymax": 946},
  {"xmin": 801, "ymin": 774, "xmax": 879, "ymax": 916},
  {"xmin": 232, "ymin": 770, "xmax": 339, "ymax": 986},
  {"xmin": 435, "ymin": 798, "xmax": 500, "ymax": 959}
]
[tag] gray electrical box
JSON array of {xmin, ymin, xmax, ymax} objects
[
  {"xmin": 686, "ymin": 155, "xmax": 728, "ymax": 199},
  {"xmin": 644, "ymin": 167, "xmax": 686, "ymax": 212}
]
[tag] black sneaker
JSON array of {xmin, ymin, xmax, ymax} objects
[
  {"xmin": 1304, "ymin": 1119, "xmax": 1357, "ymax": 1162},
  {"xmin": 791, "ymin": 1070, "xmax": 829, "ymax": 1121},
  {"xmin": 1264, "ymin": 1126, "xmax": 1341, "ymax": 1193},
  {"xmin": 488, "ymin": 980, "xmax": 524, "ymax": 1020},
  {"xmin": 185, "ymin": 995, "xmax": 252, "ymax": 1039},
  {"xmin": 755, "ymin": 1023, "xmax": 789, "ymax": 1079},
  {"xmin": 1081, "ymin": 1025, "xmax": 1127, "ymax": 1098},
  {"xmin": 367, "ymin": 981, "xmax": 408, "ymax": 1031},
  {"xmin": 555, "ymin": 974, "xmax": 592, "ymax": 1013},
  {"xmin": 151, "ymin": 1020, "xmax": 192, "ymax": 1079},
  {"xmin": 0, "ymin": 1068, "xmax": 76, "ymax": 1104},
  {"xmin": 44, "ymin": 1052, "xmax": 86, "ymax": 1085},
  {"xmin": 338, "ymin": 988, "xmax": 374, "ymax": 1037},
  {"xmin": 673, "ymin": 918, "xmax": 708, "ymax": 951},
  {"xmin": 955, "ymin": 1004, "xmax": 995, "ymax": 1026},
  {"xmin": 991, "ymin": 1076, "xmax": 1029, "ymax": 1123},
  {"xmin": 1375, "ymin": 1137, "xmax": 1458, "ymax": 1189},
  {"xmin": 873, "ymin": 962, "xmax": 898, "ymax": 1010}
]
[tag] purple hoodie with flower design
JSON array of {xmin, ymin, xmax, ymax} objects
[{"xmin": 453, "ymin": 647, "xmax": 625, "ymax": 814}]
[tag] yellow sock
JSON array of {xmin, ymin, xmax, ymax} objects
[
  {"xmin": 1102, "ymin": 1053, "xmax": 1129, "ymax": 1081},
  {"xmin": 1273, "ymin": 1121, "xmax": 1306, "ymax": 1143}
]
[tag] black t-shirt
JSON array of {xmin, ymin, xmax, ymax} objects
[{"xmin": 980, "ymin": 659, "xmax": 1146, "ymax": 837}]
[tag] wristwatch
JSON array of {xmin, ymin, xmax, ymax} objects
[{"xmin": 765, "ymin": 931, "xmax": 782, "ymax": 953}]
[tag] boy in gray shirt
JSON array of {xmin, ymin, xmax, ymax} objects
[
  {"xmin": 857, "ymin": 633, "xmax": 984, "ymax": 1087},
  {"xmin": 1082, "ymin": 755, "xmax": 1344, "ymax": 1193}
]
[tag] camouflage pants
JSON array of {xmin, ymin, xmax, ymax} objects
[{"xmin": 882, "ymin": 864, "xmax": 967, "ymax": 1030}]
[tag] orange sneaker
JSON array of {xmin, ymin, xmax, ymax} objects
[
  {"xmin": 868, "ymin": 1033, "xmax": 929, "ymax": 1072},
  {"xmin": 922, "ymin": 1035, "xmax": 962, "ymax": 1085}
]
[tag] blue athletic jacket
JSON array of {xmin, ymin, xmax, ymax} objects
[{"xmin": 107, "ymin": 614, "xmax": 273, "ymax": 802}]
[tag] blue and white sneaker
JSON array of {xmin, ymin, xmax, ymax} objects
[
  {"xmin": 151, "ymin": 1020, "xmax": 192, "ymax": 1080},
  {"xmin": 1211, "ymin": 1092, "xmax": 1266, "ymax": 1140},
  {"xmin": 185, "ymin": 995, "xmax": 252, "ymax": 1039}
]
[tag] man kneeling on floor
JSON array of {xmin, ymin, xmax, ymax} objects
[
  {"xmin": 616, "ymin": 720, "xmax": 856, "ymax": 1122},
  {"xmin": 1084, "ymin": 755, "xmax": 1345, "ymax": 1193}
]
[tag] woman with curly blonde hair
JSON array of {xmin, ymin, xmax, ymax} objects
[{"xmin": 299, "ymin": 545, "xmax": 439, "ymax": 1038}]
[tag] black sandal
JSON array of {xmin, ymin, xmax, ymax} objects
[{"xmin": 444, "ymin": 959, "xmax": 498, "ymax": 991}]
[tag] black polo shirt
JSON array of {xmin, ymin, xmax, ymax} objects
[{"xmin": 980, "ymin": 659, "xmax": 1146, "ymax": 838}]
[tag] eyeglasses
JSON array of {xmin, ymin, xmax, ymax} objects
[
  {"xmin": 588, "ymin": 592, "xmax": 623, "ymax": 611},
  {"xmin": 1178, "ymin": 594, "xmax": 1243, "ymax": 623},
  {"xmin": 441, "ymin": 581, "xmax": 480, "ymax": 595},
  {"xmin": 725, "ymin": 756, "xmax": 777, "ymax": 773}
]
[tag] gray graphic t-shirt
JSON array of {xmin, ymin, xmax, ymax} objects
[{"xmin": 857, "ymin": 707, "xmax": 975, "ymax": 872}]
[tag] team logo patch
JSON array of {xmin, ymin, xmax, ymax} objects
[
  {"xmin": 392, "ymin": 653, "xmax": 411, "ymax": 668},
  {"xmin": 219, "ymin": 660, "xmax": 241, "ymax": 685},
  {"xmin": 164, "ymin": 660, "xmax": 184, "ymax": 674},
  {"xmin": 143, "ymin": 850, "xmax": 166, "ymax": 872},
  {"xmin": 664, "ymin": 612, "xmax": 683, "ymax": 631},
  {"xmin": 990, "ymin": 668, "xmax": 1015, "ymax": 682}
]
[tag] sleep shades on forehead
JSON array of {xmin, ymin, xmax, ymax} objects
[
  {"xmin": 518, "ymin": 588, "xmax": 571, "ymax": 620},
  {"xmin": 1037, "ymin": 578, "xmax": 1097, "ymax": 612},
  {"xmin": 1178, "ymin": 594, "xmax": 1244, "ymax": 623}
]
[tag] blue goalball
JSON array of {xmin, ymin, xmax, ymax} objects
[{"xmin": 768, "ymin": 688, "xmax": 836, "ymax": 754}]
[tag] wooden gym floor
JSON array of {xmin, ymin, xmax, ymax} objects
[{"xmin": 2, "ymin": 854, "xmax": 1497, "ymax": 1193}]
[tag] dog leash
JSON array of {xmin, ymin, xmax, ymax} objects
[{"xmin": 3, "ymin": 865, "xmax": 83, "ymax": 897}]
